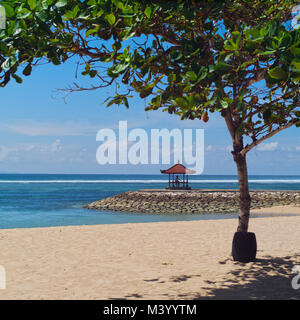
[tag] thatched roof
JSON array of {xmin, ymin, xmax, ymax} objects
[{"xmin": 160, "ymin": 163, "xmax": 196, "ymax": 174}]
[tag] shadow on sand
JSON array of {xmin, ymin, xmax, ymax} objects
[
  {"xmin": 123, "ymin": 254, "xmax": 300, "ymax": 300},
  {"xmin": 196, "ymin": 254, "xmax": 300, "ymax": 300}
]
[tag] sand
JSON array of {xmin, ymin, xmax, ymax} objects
[
  {"xmin": 252, "ymin": 204, "xmax": 300, "ymax": 214},
  {"xmin": 0, "ymin": 205, "xmax": 299, "ymax": 300}
]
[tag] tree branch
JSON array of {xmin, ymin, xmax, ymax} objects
[
  {"xmin": 244, "ymin": 69, "xmax": 266, "ymax": 87},
  {"xmin": 223, "ymin": 109, "xmax": 236, "ymax": 141},
  {"xmin": 240, "ymin": 119, "xmax": 300, "ymax": 156}
]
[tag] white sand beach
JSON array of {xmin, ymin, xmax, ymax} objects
[
  {"xmin": 252, "ymin": 205, "xmax": 300, "ymax": 214},
  {"xmin": 0, "ymin": 205, "xmax": 299, "ymax": 300}
]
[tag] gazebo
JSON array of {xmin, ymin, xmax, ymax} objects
[{"xmin": 160, "ymin": 163, "xmax": 196, "ymax": 190}]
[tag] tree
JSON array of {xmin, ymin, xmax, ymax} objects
[{"xmin": 1, "ymin": 0, "xmax": 300, "ymax": 235}]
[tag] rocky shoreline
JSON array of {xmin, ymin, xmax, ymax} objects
[{"xmin": 84, "ymin": 190, "xmax": 300, "ymax": 214}]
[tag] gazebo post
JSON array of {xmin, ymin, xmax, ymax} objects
[{"xmin": 168, "ymin": 174, "xmax": 170, "ymax": 188}]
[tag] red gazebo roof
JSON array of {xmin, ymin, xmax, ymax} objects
[{"xmin": 160, "ymin": 163, "xmax": 196, "ymax": 174}]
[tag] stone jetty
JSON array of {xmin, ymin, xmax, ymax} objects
[{"xmin": 84, "ymin": 190, "xmax": 300, "ymax": 214}]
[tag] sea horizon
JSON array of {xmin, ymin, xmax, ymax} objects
[{"xmin": 0, "ymin": 172, "xmax": 299, "ymax": 176}]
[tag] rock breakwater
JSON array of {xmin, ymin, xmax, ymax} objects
[{"xmin": 84, "ymin": 190, "xmax": 300, "ymax": 214}]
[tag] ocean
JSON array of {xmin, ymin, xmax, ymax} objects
[{"xmin": 0, "ymin": 174, "xmax": 299, "ymax": 229}]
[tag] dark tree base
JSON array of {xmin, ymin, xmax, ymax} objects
[{"xmin": 232, "ymin": 232, "xmax": 257, "ymax": 263}]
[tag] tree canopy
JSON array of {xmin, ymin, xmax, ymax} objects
[{"xmin": 1, "ymin": 0, "xmax": 299, "ymax": 155}]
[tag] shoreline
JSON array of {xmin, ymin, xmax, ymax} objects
[
  {"xmin": 0, "ymin": 205, "xmax": 299, "ymax": 232},
  {"xmin": 0, "ymin": 204, "xmax": 299, "ymax": 232},
  {"xmin": 85, "ymin": 190, "xmax": 300, "ymax": 214}
]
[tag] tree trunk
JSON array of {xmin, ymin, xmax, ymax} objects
[{"xmin": 232, "ymin": 141, "xmax": 251, "ymax": 232}]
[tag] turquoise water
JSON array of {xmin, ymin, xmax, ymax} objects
[{"xmin": 0, "ymin": 174, "xmax": 299, "ymax": 229}]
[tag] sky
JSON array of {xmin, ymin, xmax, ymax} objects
[{"xmin": 0, "ymin": 57, "xmax": 299, "ymax": 175}]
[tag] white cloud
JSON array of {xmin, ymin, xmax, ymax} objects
[
  {"xmin": 257, "ymin": 142, "xmax": 278, "ymax": 151},
  {"xmin": 0, "ymin": 140, "xmax": 63, "ymax": 162},
  {"xmin": 280, "ymin": 145, "xmax": 293, "ymax": 152},
  {"xmin": 296, "ymin": 146, "xmax": 300, "ymax": 151},
  {"xmin": 0, "ymin": 146, "xmax": 10, "ymax": 161},
  {"xmin": 51, "ymin": 139, "xmax": 62, "ymax": 152},
  {"xmin": 0, "ymin": 120, "xmax": 99, "ymax": 137}
]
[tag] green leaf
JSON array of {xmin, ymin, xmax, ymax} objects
[
  {"xmin": 198, "ymin": 68, "xmax": 207, "ymax": 81},
  {"xmin": 121, "ymin": 30, "xmax": 136, "ymax": 41},
  {"xmin": 36, "ymin": 10, "xmax": 48, "ymax": 22},
  {"xmin": 87, "ymin": 0, "xmax": 96, "ymax": 5},
  {"xmin": 238, "ymin": 88, "xmax": 248, "ymax": 98},
  {"xmin": 12, "ymin": 74, "xmax": 23, "ymax": 84},
  {"xmin": 123, "ymin": 97, "xmax": 129, "ymax": 109},
  {"xmin": 139, "ymin": 88, "xmax": 152, "ymax": 98},
  {"xmin": 171, "ymin": 51, "xmax": 183, "ymax": 61},
  {"xmin": 280, "ymin": 33, "xmax": 292, "ymax": 49},
  {"xmin": 23, "ymin": 64, "xmax": 32, "ymax": 76},
  {"xmin": 232, "ymin": 31, "xmax": 241, "ymax": 45},
  {"xmin": 259, "ymin": 50, "xmax": 276, "ymax": 56},
  {"xmin": 41, "ymin": 0, "xmax": 51, "ymax": 10},
  {"xmin": 27, "ymin": 0, "xmax": 37, "ymax": 10},
  {"xmin": 291, "ymin": 59, "xmax": 300, "ymax": 72},
  {"xmin": 17, "ymin": 8, "xmax": 31, "ymax": 19},
  {"xmin": 113, "ymin": 1, "xmax": 124, "ymax": 10},
  {"xmin": 85, "ymin": 28, "xmax": 99, "ymax": 37},
  {"xmin": 1, "ymin": 56, "xmax": 17, "ymax": 71},
  {"xmin": 144, "ymin": 6, "xmax": 152, "ymax": 19},
  {"xmin": 176, "ymin": 97, "xmax": 188, "ymax": 108},
  {"xmin": 2, "ymin": 4, "xmax": 14, "ymax": 17},
  {"xmin": 224, "ymin": 31, "xmax": 241, "ymax": 51},
  {"xmin": 236, "ymin": 100, "xmax": 244, "ymax": 111},
  {"xmin": 215, "ymin": 62, "xmax": 231, "ymax": 75},
  {"xmin": 263, "ymin": 108, "xmax": 272, "ymax": 122},
  {"xmin": 185, "ymin": 71, "xmax": 197, "ymax": 82},
  {"xmin": 66, "ymin": 5, "xmax": 79, "ymax": 19},
  {"xmin": 168, "ymin": 73, "xmax": 176, "ymax": 84},
  {"xmin": 0, "ymin": 43, "xmax": 8, "ymax": 55},
  {"xmin": 14, "ymin": 28, "xmax": 23, "ymax": 36},
  {"xmin": 108, "ymin": 63, "xmax": 130, "ymax": 77},
  {"xmin": 105, "ymin": 13, "xmax": 116, "ymax": 25},
  {"xmin": 224, "ymin": 53, "xmax": 233, "ymax": 62},
  {"xmin": 220, "ymin": 100, "xmax": 228, "ymax": 108},
  {"xmin": 89, "ymin": 70, "xmax": 97, "ymax": 78},
  {"xmin": 55, "ymin": 0, "xmax": 68, "ymax": 8},
  {"xmin": 268, "ymin": 66, "xmax": 289, "ymax": 81}
]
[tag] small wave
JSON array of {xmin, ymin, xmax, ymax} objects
[{"xmin": 0, "ymin": 179, "xmax": 299, "ymax": 184}]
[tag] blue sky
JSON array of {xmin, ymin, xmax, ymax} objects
[{"xmin": 0, "ymin": 58, "xmax": 299, "ymax": 175}]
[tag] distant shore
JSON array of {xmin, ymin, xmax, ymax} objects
[{"xmin": 85, "ymin": 190, "xmax": 300, "ymax": 214}]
